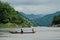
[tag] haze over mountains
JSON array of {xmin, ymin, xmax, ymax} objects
[{"xmin": 20, "ymin": 11, "xmax": 60, "ymax": 26}]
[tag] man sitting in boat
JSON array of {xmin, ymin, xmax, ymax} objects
[{"xmin": 21, "ymin": 29, "xmax": 23, "ymax": 34}]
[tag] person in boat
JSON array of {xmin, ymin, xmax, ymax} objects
[
  {"xmin": 32, "ymin": 28, "xmax": 35, "ymax": 33},
  {"xmin": 21, "ymin": 29, "xmax": 23, "ymax": 34}
]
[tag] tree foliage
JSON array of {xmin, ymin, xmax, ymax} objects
[
  {"xmin": 0, "ymin": 1, "xmax": 35, "ymax": 27},
  {"xmin": 52, "ymin": 15, "xmax": 60, "ymax": 25}
]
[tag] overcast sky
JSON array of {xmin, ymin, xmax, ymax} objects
[{"xmin": 2, "ymin": 0, "xmax": 60, "ymax": 14}]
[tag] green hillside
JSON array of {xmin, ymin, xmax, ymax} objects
[
  {"xmin": 52, "ymin": 15, "xmax": 60, "ymax": 25},
  {"xmin": 0, "ymin": 1, "xmax": 35, "ymax": 28}
]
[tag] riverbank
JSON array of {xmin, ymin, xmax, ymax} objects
[{"xmin": 0, "ymin": 23, "xmax": 32, "ymax": 28}]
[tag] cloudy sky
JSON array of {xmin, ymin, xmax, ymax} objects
[{"xmin": 2, "ymin": 0, "xmax": 60, "ymax": 14}]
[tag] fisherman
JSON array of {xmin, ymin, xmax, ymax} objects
[{"xmin": 21, "ymin": 29, "xmax": 23, "ymax": 34}]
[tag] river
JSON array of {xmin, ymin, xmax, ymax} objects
[{"xmin": 0, "ymin": 27, "xmax": 60, "ymax": 40}]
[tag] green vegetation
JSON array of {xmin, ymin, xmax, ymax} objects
[
  {"xmin": 52, "ymin": 15, "xmax": 60, "ymax": 27},
  {"xmin": 0, "ymin": 23, "xmax": 18, "ymax": 28},
  {"xmin": 0, "ymin": 1, "xmax": 36, "ymax": 28},
  {"xmin": 52, "ymin": 15, "xmax": 60, "ymax": 25}
]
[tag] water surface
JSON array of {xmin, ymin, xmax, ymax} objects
[{"xmin": 0, "ymin": 27, "xmax": 60, "ymax": 40}]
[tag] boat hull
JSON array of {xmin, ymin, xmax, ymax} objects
[{"xmin": 9, "ymin": 31, "xmax": 35, "ymax": 34}]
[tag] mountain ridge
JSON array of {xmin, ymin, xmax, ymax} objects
[{"xmin": 20, "ymin": 11, "xmax": 60, "ymax": 26}]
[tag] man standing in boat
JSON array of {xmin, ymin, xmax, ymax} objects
[{"xmin": 32, "ymin": 28, "xmax": 35, "ymax": 33}]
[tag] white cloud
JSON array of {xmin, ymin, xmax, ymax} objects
[
  {"xmin": 1, "ymin": 0, "xmax": 60, "ymax": 14},
  {"xmin": 18, "ymin": 5, "xmax": 58, "ymax": 14},
  {"xmin": 14, "ymin": 6, "xmax": 23, "ymax": 12}
]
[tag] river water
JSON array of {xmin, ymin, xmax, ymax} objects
[{"xmin": 0, "ymin": 27, "xmax": 60, "ymax": 40}]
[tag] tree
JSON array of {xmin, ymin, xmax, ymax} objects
[{"xmin": 52, "ymin": 15, "xmax": 60, "ymax": 25}]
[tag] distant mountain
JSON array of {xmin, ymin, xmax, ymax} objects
[
  {"xmin": 37, "ymin": 11, "xmax": 60, "ymax": 26},
  {"xmin": 25, "ymin": 14, "xmax": 44, "ymax": 20},
  {"xmin": 19, "ymin": 12, "xmax": 45, "ymax": 26},
  {"xmin": 19, "ymin": 12, "xmax": 38, "ymax": 26},
  {"xmin": 19, "ymin": 12, "xmax": 44, "ymax": 20},
  {"xmin": 20, "ymin": 11, "xmax": 60, "ymax": 27}
]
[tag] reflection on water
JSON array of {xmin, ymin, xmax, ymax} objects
[{"xmin": 0, "ymin": 27, "xmax": 60, "ymax": 40}]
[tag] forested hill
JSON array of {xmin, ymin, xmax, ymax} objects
[
  {"xmin": 0, "ymin": 1, "xmax": 36, "ymax": 28},
  {"xmin": 52, "ymin": 15, "xmax": 60, "ymax": 27}
]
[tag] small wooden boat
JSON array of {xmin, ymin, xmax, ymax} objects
[
  {"xmin": 9, "ymin": 28, "xmax": 35, "ymax": 34},
  {"xmin": 9, "ymin": 31, "xmax": 35, "ymax": 34}
]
